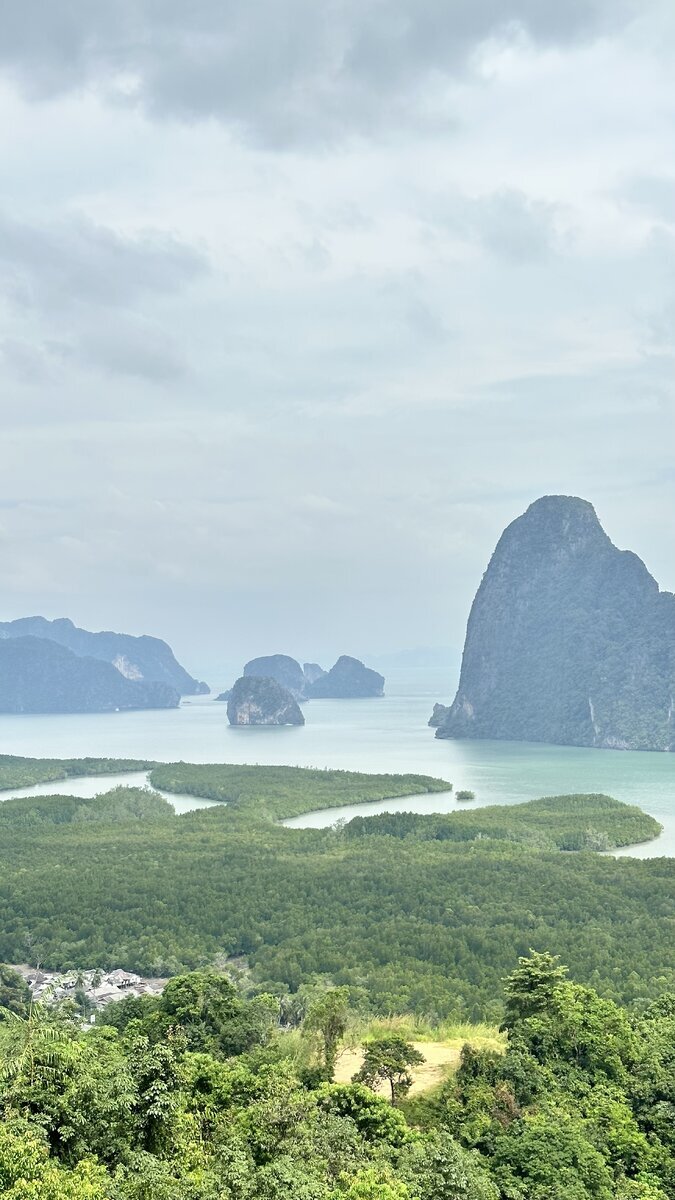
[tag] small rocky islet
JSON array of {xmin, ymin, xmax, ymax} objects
[{"xmin": 226, "ymin": 675, "xmax": 305, "ymax": 726}]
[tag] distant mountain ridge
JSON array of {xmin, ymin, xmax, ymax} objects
[
  {"xmin": 435, "ymin": 495, "xmax": 675, "ymax": 751},
  {"xmin": 0, "ymin": 616, "xmax": 207, "ymax": 696},
  {"xmin": 0, "ymin": 637, "xmax": 180, "ymax": 713}
]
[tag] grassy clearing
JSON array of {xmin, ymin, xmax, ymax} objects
[
  {"xmin": 351, "ymin": 1013, "xmax": 504, "ymax": 1045},
  {"xmin": 333, "ymin": 1017, "xmax": 505, "ymax": 1097}
]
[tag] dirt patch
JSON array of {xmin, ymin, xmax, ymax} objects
[{"xmin": 334, "ymin": 1039, "xmax": 464, "ymax": 1097}]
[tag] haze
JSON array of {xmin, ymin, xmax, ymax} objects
[{"xmin": 2, "ymin": 0, "xmax": 674, "ymax": 679}]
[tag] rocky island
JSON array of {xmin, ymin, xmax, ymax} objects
[
  {"xmin": 0, "ymin": 637, "xmax": 180, "ymax": 713},
  {"xmin": 434, "ymin": 494, "xmax": 675, "ymax": 751},
  {"xmin": 306, "ymin": 655, "xmax": 384, "ymax": 698},
  {"xmin": 227, "ymin": 675, "xmax": 305, "ymax": 726},
  {"xmin": 225, "ymin": 654, "xmax": 383, "ymax": 701},
  {"xmin": 0, "ymin": 615, "xmax": 208, "ymax": 694},
  {"xmin": 243, "ymin": 654, "xmax": 307, "ymax": 698}
]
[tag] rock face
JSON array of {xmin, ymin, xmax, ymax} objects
[
  {"xmin": 0, "ymin": 637, "xmax": 180, "ymax": 713},
  {"xmin": 243, "ymin": 655, "xmax": 306, "ymax": 698},
  {"xmin": 428, "ymin": 703, "xmax": 450, "ymax": 728},
  {"xmin": 227, "ymin": 676, "xmax": 305, "ymax": 726},
  {"xmin": 435, "ymin": 495, "xmax": 675, "ymax": 751},
  {"xmin": 0, "ymin": 616, "xmax": 207, "ymax": 695},
  {"xmin": 306, "ymin": 656, "xmax": 385, "ymax": 699},
  {"xmin": 303, "ymin": 662, "xmax": 326, "ymax": 685}
]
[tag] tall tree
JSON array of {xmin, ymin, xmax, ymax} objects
[{"xmin": 354, "ymin": 1037, "xmax": 425, "ymax": 1105}]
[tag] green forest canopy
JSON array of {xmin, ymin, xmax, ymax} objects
[
  {"xmin": 0, "ymin": 758, "xmax": 670, "ymax": 1022},
  {"xmin": 0, "ymin": 952, "xmax": 674, "ymax": 1199}
]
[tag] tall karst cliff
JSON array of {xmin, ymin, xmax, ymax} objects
[{"xmin": 435, "ymin": 495, "xmax": 675, "ymax": 750}]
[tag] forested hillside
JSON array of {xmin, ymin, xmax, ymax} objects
[{"xmin": 0, "ymin": 953, "xmax": 673, "ymax": 1198}]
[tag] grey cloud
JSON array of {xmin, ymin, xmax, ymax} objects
[
  {"xmin": 618, "ymin": 174, "xmax": 675, "ymax": 224},
  {"xmin": 0, "ymin": 0, "xmax": 637, "ymax": 144},
  {"xmin": 1, "ymin": 338, "xmax": 54, "ymax": 384},
  {"xmin": 0, "ymin": 212, "xmax": 207, "ymax": 312},
  {"xmin": 79, "ymin": 320, "xmax": 189, "ymax": 382},
  {"xmin": 470, "ymin": 190, "xmax": 562, "ymax": 263},
  {"xmin": 425, "ymin": 188, "xmax": 563, "ymax": 262}
]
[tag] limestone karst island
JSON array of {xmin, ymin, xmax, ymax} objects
[{"xmin": 434, "ymin": 495, "xmax": 675, "ymax": 751}]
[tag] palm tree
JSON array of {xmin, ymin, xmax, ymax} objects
[{"xmin": 0, "ymin": 998, "xmax": 74, "ymax": 1093}]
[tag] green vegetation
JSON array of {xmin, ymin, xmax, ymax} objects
[
  {"xmin": 0, "ymin": 954, "xmax": 673, "ymax": 1198},
  {"xmin": 0, "ymin": 754, "xmax": 153, "ymax": 791},
  {"xmin": 354, "ymin": 1036, "xmax": 426, "ymax": 1104},
  {"xmin": 456, "ymin": 790, "xmax": 475, "ymax": 801},
  {"xmin": 0, "ymin": 787, "xmax": 173, "ymax": 828},
  {"xmin": 343, "ymin": 794, "xmax": 662, "ymax": 851},
  {"xmin": 148, "ymin": 762, "xmax": 450, "ymax": 820},
  {"xmin": 0, "ymin": 760, "xmax": 669, "ymax": 1020}
]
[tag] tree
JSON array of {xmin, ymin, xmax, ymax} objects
[
  {"xmin": 304, "ymin": 988, "xmax": 350, "ymax": 1080},
  {"xmin": 353, "ymin": 1037, "xmax": 425, "ymax": 1105},
  {"xmin": 335, "ymin": 1166, "xmax": 410, "ymax": 1200},
  {"xmin": 0, "ymin": 1124, "xmax": 110, "ymax": 1199},
  {"xmin": 502, "ymin": 951, "xmax": 568, "ymax": 1028},
  {"xmin": 128, "ymin": 1035, "xmax": 181, "ymax": 1157},
  {"xmin": 398, "ymin": 1128, "xmax": 498, "ymax": 1200},
  {"xmin": 0, "ymin": 1000, "xmax": 75, "ymax": 1091},
  {"xmin": 491, "ymin": 1109, "xmax": 614, "ymax": 1200},
  {"xmin": 317, "ymin": 1083, "xmax": 410, "ymax": 1146},
  {"xmin": 0, "ymin": 965, "xmax": 30, "ymax": 1018}
]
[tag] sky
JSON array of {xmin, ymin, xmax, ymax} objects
[{"xmin": 1, "ymin": 0, "xmax": 675, "ymax": 682}]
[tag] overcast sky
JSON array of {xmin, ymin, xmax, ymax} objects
[{"xmin": 1, "ymin": 0, "xmax": 675, "ymax": 681}]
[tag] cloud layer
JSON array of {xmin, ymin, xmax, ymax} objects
[{"xmin": 0, "ymin": 0, "xmax": 674, "ymax": 681}]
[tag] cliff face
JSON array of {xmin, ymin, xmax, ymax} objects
[
  {"xmin": 436, "ymin": 495, "xmax": 675, "ymax": 751},
  {"xmin": 303, "ymin": 662, "xmax": 326, "ymax": 685},
  {"xmin": 0, "ymin": 616, "xmax": 207, "ymax": 695},
  {"xmin": 307, "ymin": 656, "xmax": 384, "ymax": 699},
  {"xmin": 227, "ymin": 676, "xmax": 305, "ymax": 726},
  {"xmin": 0, "ymin": 637, "xmax": 180, "ymax": 713}
]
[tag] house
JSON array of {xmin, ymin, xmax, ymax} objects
[
  {"xmin": 90, "ymin": 985, "xmax": 124, "ymax": 1005},
  {"xmin": 107, "ymin": 969, "xmax": 141, "ymax": 988}
]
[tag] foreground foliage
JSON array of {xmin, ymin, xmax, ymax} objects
[{"xmin": 0, "ymin": 955, "xmax": 673, "ymax": 1199}]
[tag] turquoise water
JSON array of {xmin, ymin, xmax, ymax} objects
[{"xmin": 0, "ymin": 669, "xmax": 673, "ymax": 855}]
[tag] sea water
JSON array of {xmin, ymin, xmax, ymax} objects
[{"xmin": 0, "ymin": 668, "xmax": 673, "ymax": 855}]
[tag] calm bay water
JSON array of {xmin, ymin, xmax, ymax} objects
[{"xmin": 0, "ymin": 668, "xmax": 674, "ymax": 856}]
